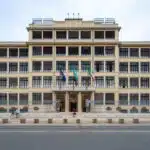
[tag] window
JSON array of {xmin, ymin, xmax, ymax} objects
[
  {"xmin": 32, "ymin": 76, "xmax": 42, "ymax": 88},
  {"xmin": 68, "ymin": 61, "xmax": 78, "ymax": 71},
  {"xmin": 130, "ymin": 94, "xmax": 139, "ymax": 105},
  {"xmin": 94, "ymin": 93, "xmax": 104, "ymax": 105},
  {"xmin": 95, "ymin": 31, "xmax": 104, "ymax": 39},
  {"xmin": 43, "ymin": 93, "xmax": 52, "ymax": 104},
  {"xmin": 9, "ymin": 62, "xmax": 18, "ymax": 72},
  {"xmin": 105, "ymin": 31, "xmax": 115, "ymax": 39},
  {"xmin": 9, "ymin": 93, "xmax": 18, "ymax": 105},
  {"xmin": 140, "ymin": 94, "xmax": 149, "ymax": 105},
  {"xmin": 43, "ymin": 61, "xmax": 52, "ymax": 72},
  {"xmin": 0, "ymin": 78, "xmax": 7, "ymax": 88},
  {"xmin": 105, "ymin": 93, "xmax": 114, "ymax": 105},
  {"xmin": 141, "ymin": 78, "xmax": 149, "ymax": 88},
  {"xmin": 56, "ymin": 47, "xmax": 66, "ymax": 55},
  {"xmin": 32, "ymin": 46, "xmax": 42, "ymax": 56},
  {"xmin": 20, "ymin": 62, "xmax": 28, "ymax": 72},
  {"xmin": 81, "ymin": 31, "xmax": 91, "ymax": 39},
  {"xmin": 0, "ymin": 93, "xmax": 7, "ymax": 105},
  {"xmin": 141, "ymin": 48, "xmax": 150, "ymax": 57},
  {"xmin": 43, "ymin": 31, "xmax": 52, "ymax": 39},
  {"xmin": 19, "ymin": 78, "xmax": 28, "ymax": 88},
  {"xmin": 94, "ymin": 77, "xmax": 104, "ymax": 88},
  {"xmin": 119, "ymin": 62, "xmax": 128, "ymax": 72},
  {"xmin": 130, "ymin": 48, "xmax": 139, "ymax": 57},
  {"xmin": 95, "ymin": 46, "xmax": 104, "ymax": 55},
  {"xmin": 0, "ymin": 63, "xmax": 7, "ymax": 72},
  {"xmin": 141, "ymin": 62, "xmax": 149, "ymax": 72},
  {"xmin": 105, "ymin": 61, "xmax": 115, "ymax": 72},
  {"xmin": 105, "ymin": 46, "xmax": 115, "ymax": 56},
  {"xmin": 0, "ymin": 48, "xmax": 7, "ymax": 57},
  {"xmin": 119, "ymin": 48, "xmax": 128, "ymax": 57},
  {"xmin": 19, "ymin": 93, "xmax": 28, "ymax": 105},
  {"xmin": 130, "ymin": 62, "xmax": 139, "ymax": 72},
  {"xmin": 56, "ymin": 61, "xmax": 66, "ymax": 71},
  {"xmin": 56, "ymin": 76, "xmax": 66, "ymax": 87},
  {"xmin": 43, "ymin": 76, "xmax": 52, "ymax": 88},
  {"xmin": 56, "ymin": 31, "xmax": 66, "ymax": 39},
  {"xmin": 43, "ymin": 47, "xmax": 52, "ymax": 55},
  {"xmin": 32, "ymin": 61, "xmax": 41, "ymax": 72},
  {"xmin": 32, "ymin": 31, "xmax": 42, "ymax": 39},
  {"xmin": 19, "ymin": 48, "xmax": 28, "ymax": 57},
  {"xmin": 32, "ymin": 93, "xmax": 42, "ymax": 105},
  {"xmin": 130, "ymin": 78, "xmax": 139, "ymax": 88},
  {"xmin": 9, "ymin": 48, "xmax": 18, "ymax": 57},
  {"xmin": 68, "ymin": 47, "xmax": 79, "ymax": 55},
  {"xmin": 119, "ymin": 94, "xmax": 128, "ymax": 105},
  {"xmin": 81, "ymin": 46, "xmax": 91, "ymax": 55},
  {"xmin": 68, "ymin": 31, "xmax": 79, "ymax": 39},
  {"xmin": 95, "ymin": 61, "xmax": 104, "ymax": 72},
  {"xmin": 81, "ymin": 77, "xmax": 91, "ymax": 87},
  {"xmin": 81, "ymin": 61, "xmax": 90, "ymax": 72},
  {"xmin": 9, "ymin": 78, "xmax": 18, "ymax": 88},
  {"xmin": 106, "ymin": 77, "xmax": 115, "ymax": 88},
  {"xmin": 119, "ymin": 78, "xmax": 128, "ymax": 88}
]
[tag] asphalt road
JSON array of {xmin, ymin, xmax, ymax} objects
[{"xmin": 0, "ymin": 125, "xmax": 150, "ymax": 150}]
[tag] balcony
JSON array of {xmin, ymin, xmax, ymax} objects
[{"xmin": 52, "ymin": 83, "xmax": 95, "ymax": 91}]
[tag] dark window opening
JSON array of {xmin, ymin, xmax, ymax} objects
[
  {"xmin": 9, "ymin": 48, "xmax": 18, "ymax": 57},
  {"xmin": 0, "ymin": 48, "xmax": 7, "ymax": 57},
  {"xmin": 95, "ymin": 61, "xmax": 104, "ymax": 72},
  {"xmin": 119, "ymin": 62, "xmax": 128, "ymax": 72},
  {"xmin": 19, "ymin": 48, "xmax": 28, "ymax": 57},
  {"xmin": 141, "ymin": 48, "xmax": 150, "ymax": 57},
  {"xmin": 106, "ymin": 61, "xmax": 115, "ymax": 72},
  {"xmin": 105, "ymin": 46, "xmax": 115, "ymax": 56},
  {"xmin": 95, "ymin": 31, "xmax": 104, "ymax": 39},
  {"xmin": 43, "ymin": 61, "xmax": 52, "ymax": 72},
  {"xmin": 32, "ymin": 31, "xmax": 42, "ymax": 39},
  {"xmin": 32, "ymin": 46, "xmax": 42, "ymax": 56},
  {"xmin": 56, "ymin": 47, "xmax": 66, "ymax": 55},
  {"xmin": 81, "ymin": 31, "xmax": 91, "ymax": 39},
  {"xmin": 68, "ymin": 47, "xmax": 79, "ymax": 55},
  {"xmin": 130, "ymin": 48, "xmax": 139, "ymax": 57},
  {"xmin": 43, "ymin": 31, "xmax": 52, "ymax": 39},
  {"xmin": 105, "ymin": 93, "xmax": 114, "ymax": 105},
  {"xmin": 32, "ymin": 61, "xmax": 41, "ymax": 72},
  {"xmin": 68, "ymin": 31, "xmax": 79, "ymax": 39},
  {"xmin": 105, "ymin": 31, "xmax": 115, "ymax": 39},
  {"xmin": 56, "ymin": 31, "xmax": 66, "ymax": 39},
  {"xmin": 81, "ymin": 47, "xmax": 91, "ymax": 55},
  {"xmin": 95, "ymin": 46, "xmax": 104, "ymax": 55},
  {"xmin": 43, "ymin": 47, "xmax": 52, "ymax": 55},
  {"xmin": 0, "ymin": 63, "xmax": 7, "ymax": 72},
  {"xmin": 119, "ymin": 48, "xmax": 128, "ymax": 57}
]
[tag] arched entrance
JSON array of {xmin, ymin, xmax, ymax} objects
[{"xmin": 69, "ymin": 92, "xmax": 77, "ymax": 112}]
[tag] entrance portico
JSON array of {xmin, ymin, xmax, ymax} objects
[{"xmin": 53, "ymin": 91, "xmax": 94, "ymax": 112}]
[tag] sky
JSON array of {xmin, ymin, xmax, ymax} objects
[{"xmin": 0, "ymin": 0, "xmax": 150, "ymax": 41}]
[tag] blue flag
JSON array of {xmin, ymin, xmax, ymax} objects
[{"xmin": 60, "ymin": 69, "xmax": 66, "ymax": 81}]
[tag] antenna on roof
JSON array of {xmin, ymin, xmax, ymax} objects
[
  {"xmin": 78, "ymin": 13, "xmax": 80, "ymax": 18},
  {"xmin": 67, "ymin": 13, "xmax": 69, "ymax": 18},
  {"xmin": 73, "ymin": 13, "xmax": 75, "ymax": 19}
]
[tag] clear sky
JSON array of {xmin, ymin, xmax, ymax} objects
[{"xmin": 0, "ymin": 0, "xmax": 149, "ymax": 41}]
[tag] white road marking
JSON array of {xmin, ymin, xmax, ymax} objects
[{"xmin": 0, "ymin": 130, "xmax": 150, "ymax": 133}]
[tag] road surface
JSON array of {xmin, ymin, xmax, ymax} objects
[{"xmin": 0, "ymin": 125, "xmax": 150, "ymax": 150}]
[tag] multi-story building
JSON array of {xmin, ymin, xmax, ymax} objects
[{"xmin": 0, "ymin": 17, "xmax": 150, "ymax": 113}]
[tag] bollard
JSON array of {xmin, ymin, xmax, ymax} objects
[
  {"xmin": 34, "ymin": 119, "xmax": 39, "ymax": 124},
  {"xmin": 119, "ymin": 118, "xmax": 124, "ymax": 124},
  {"xmin": 76, "ymin": 119, "xmax": 80, "ymax": 124},
  {"xmin": 133, "ymin": 118, "xmax": 139, "ymax": 124},
  {"xmin": 2, "ymin": 119, "xmax": 8, "ymax": 124},
  {"xmin": 107, "ymin": 119, "xmax": 112, "ymax": 124},
  {"xmin": 92, "ymin": 118, "xmax": 97, "ymax": 124},
  {"xmin": 63, "ymin": 118, "xmax": 68, "ymax": 124}
]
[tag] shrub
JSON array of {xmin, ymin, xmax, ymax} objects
[
  {"xmin": 0, "ymin": 107, "xmax": 7, "ymax": 113},
  {"xmin": 92, "ymin": 118, "xmax": 97, "ymax": 124},
  {"xmin": 34, "ymin": 119, "xmax": 39, "ymax": 124},
  {"xmin": 20, "ymin": 119, "xmax": 26, "ymax": 124},
  {"xmin": 63, "ymin": 118, "xmax": 68, "ymax": 124},
  {"xmin": 2, "ymin": 119, "xmax": 8, "ymax": 124},
  {"xmin": 133, "ymin": 119, "xmax": 139, "ymax": 124},
  {"xmin": 106, "ymin": 107, "xmax": 112, "ymax": 111},
  {"xmin": 119, "ymin": 119, "xmax": 124, "ymax": 124},
  {"xmin": 48, "ymin": 119, "xmax": 53, "ymax": 124},
  {"xmin": 76, "ymin": 119, "xmax": 80, "ymax": 124},
  {"xmin": 107, "ymin": 119, "xmax": 112, "ymax": 123},
  {"xmin": 34, "ymin": 107, "xmax": 39, "ymax": 111},
  {"xmin": 141, "ymin": 107, "xmax": 149, "ymax": 113},
  {"xmin": 116, "ymin": 107, "xmax": 122, "ymax": 112}
]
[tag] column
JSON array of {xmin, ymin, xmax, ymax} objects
[
  {"xmin": 17, "ymin": 93, "xmax": 20, "ymax": 110},
  {"xmin": 65, "ymin": 92, "xmax": 69, "ymax": 112},
  {"xmin": 115, "ymin": 92, "xmax": 119, "ymax": 107},
  {"xmin": 103, "ymin": 93, "xmax": 106, "ymax": 106},
  {"xmin": 7, "ymin": 92, "xmax": 9, "ymax": 112},
  {"xmin": 90, "ymin": 92, "xmax": 95, "ymax": 112},
  {"xmin": 52, "ymin": 92, "xmax": 56, "ymax": 112},
  {"xmin": 78, "ymin": 92, "xmax": 82, "ymax": 113}
]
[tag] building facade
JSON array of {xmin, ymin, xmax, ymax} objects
[{"xmin": 0, "ymin": 17, "xmax": 150, "ymax": 113}]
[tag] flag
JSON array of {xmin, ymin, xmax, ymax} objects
[
  {"xmin": 59, "ymin": 69, "xmax": 66, "ymax": 81},
  {"xmin": 73, "ymin": 69, "xmax": 78, "ymax": 86},
  {"xmin": 87, "ymin": 67, "xmax": 95, "ymax": 80}
]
